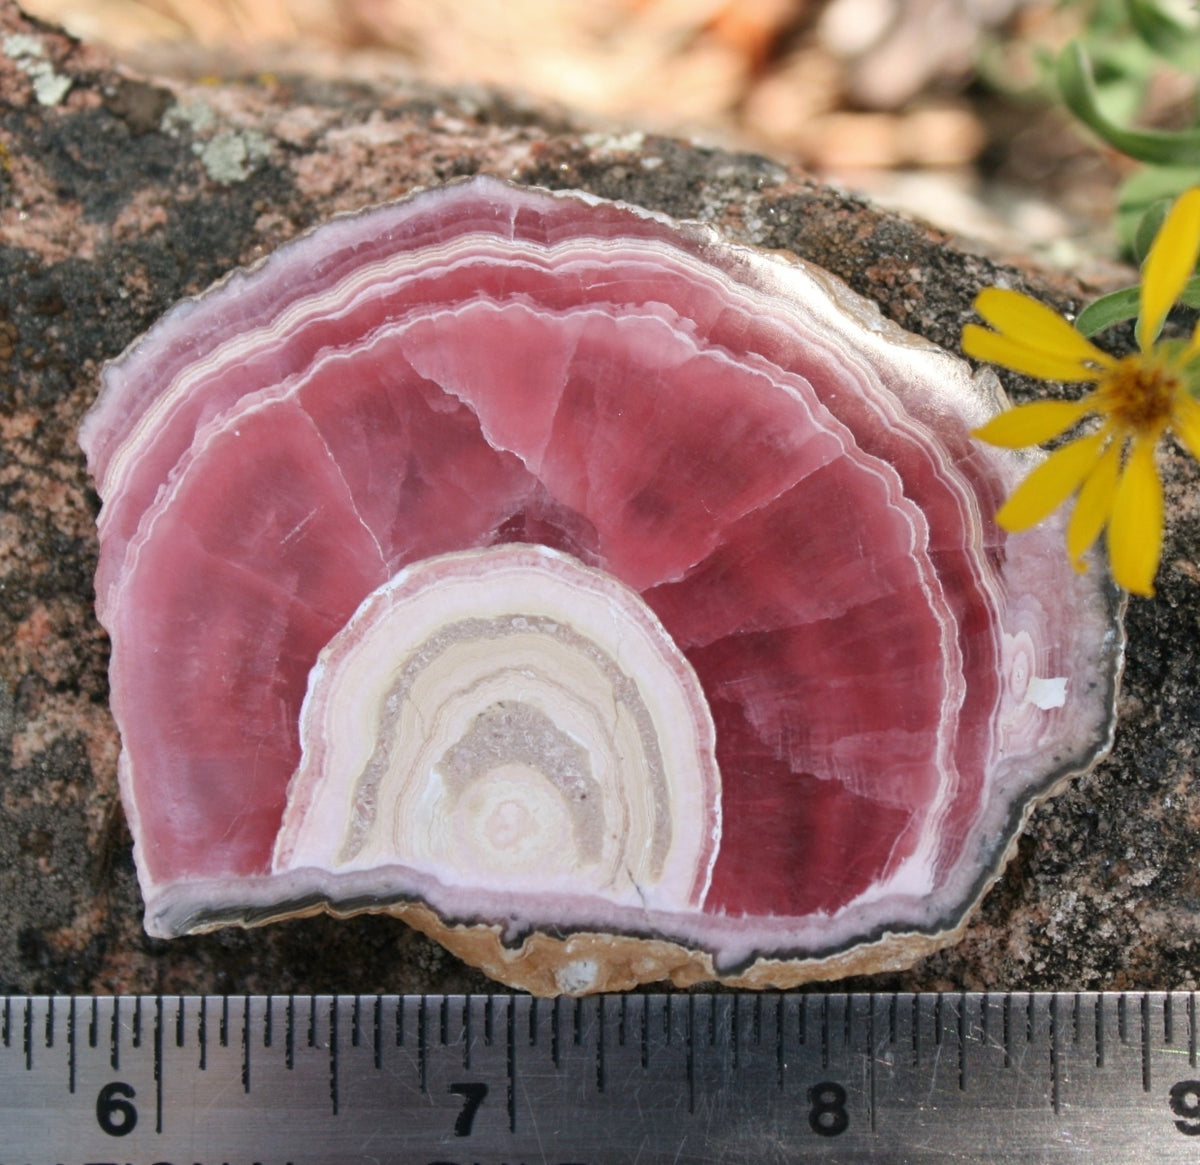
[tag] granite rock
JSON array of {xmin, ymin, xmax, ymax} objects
[{"xmin": 1, "ymin": 0, "xmax": 1198, "ymax": 997}]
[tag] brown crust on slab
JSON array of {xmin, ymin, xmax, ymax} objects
[{"xmin": 376, "ymin": 900, "xmax": 960, "ymax": 995}]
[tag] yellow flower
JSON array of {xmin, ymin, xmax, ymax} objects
[{"xmin": 963, "ymin": 188, "xmax": 1200, "ymax": 596}]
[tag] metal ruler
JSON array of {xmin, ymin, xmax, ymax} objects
[{"xmin": 3, "ymin": 992, "xmax": 1200, "ymax": 1163}]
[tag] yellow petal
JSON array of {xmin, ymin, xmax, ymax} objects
[
  {"xmin": 962, "ymin": 325, "xmax": 1107, "ymax": 383},
  {"xmin": 1066, "ymin": 435, "xmax": 1120, "ymax": 567},
  {"xmin": 1107, "ymin": 438, "xmax": 1164, "ymax": 596},
  {"xmin": 1138, "ymin": 187, "xmax": 1200, "ymax": 351},
  {"xmin": 974, "ymin": 288, "xmax": 1112, "ymax": 366},
  {"xmin": 994, "ymin": 433, "xmax": 1107, "ymax": 532},
  {"xmin": 972, "ymin": 398, "xmax": 1093, "ymax": 448},
  {"xmin": 1173, "ymin": 391, "xmax": 1200, "ymax": 462}
]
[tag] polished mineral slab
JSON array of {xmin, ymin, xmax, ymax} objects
[{"xmin": 80, "ymin": 176, "xmax": 1123, "ymax": 993}]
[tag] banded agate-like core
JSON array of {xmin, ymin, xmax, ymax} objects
[{"xmin": 81, "ymin": 176, "xmax": 1123, "ymax": 994}]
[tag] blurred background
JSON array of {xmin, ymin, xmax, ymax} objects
[{"xmin": 19, "ymin": 0, "xmax": 1200, "ymax": 266}]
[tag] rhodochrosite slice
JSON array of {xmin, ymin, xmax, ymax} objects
[{"xmin": 80, "ymin": 176, "xmax": 1123, "ymax": 994}]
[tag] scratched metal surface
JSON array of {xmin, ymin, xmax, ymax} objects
[
  {"xmin": 2, "ymin": 1, "xmax": 1200, "ymax": 1004},
  {"xmin": 1, "ymin": 992, "xmax": 1199, "ymax": 1163}
]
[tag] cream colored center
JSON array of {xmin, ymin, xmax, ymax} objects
[
  {"xmin": 449, "ymin": 763, "xmax": 575, "ymax": 877},
  {"xmin": 272, "ymin": 544, "xmax": 722, "ymax": 912}
]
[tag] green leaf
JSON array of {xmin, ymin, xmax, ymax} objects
[
  {"xmin": 1075, "ymin": 287, "xmax": 1141, "ymax": 336},
  {"xmin": 1127, "ymin": 0, "xmax": 1200, "ymax": 69},
  {"xmin": 1056, "ymin": 41, "xmax": 1200, "ymax": 164},
  {"xmin": 1074, "ymin": 276, "xmax": 1200, "ymax": 338},
  {"xmin": 1116, "ymin": 165, "xmax": 1200, "ymax": 257},
  {"xmin": 1079, "ymin": 34, "xmax": 1158, "ymax": 122},
  {"xmin": 1133, "ymin": 198, "xmax": 1173, "ymax": 262},
  {"xmin": 1178, "ymin": 274, "xmax": 1200, "ymax": 308}
]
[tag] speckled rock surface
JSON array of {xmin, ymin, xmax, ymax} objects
[{"xmin": 1, "ymin": 0, "xmax": 1198, "ymax": 998}]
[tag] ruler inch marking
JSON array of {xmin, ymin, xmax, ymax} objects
[
  {"xmin": 1073, "ymin": 991, "xmax": 1085, "ymax": 1077},
  {"xmin": 857, "ymin": 993, "xmax": 877, "ymax": 1135},
  {"xmin": 329, "ymin": 994, "xmax": 339, "ymax": 1116},
  {"xmin": 640, "ymin": 993, "xmax": 650, "ymax": 1070},
  {"xmin": 154, "ymin": 995, "xmax": 164, "ymax": 1134},
  {"xmin": 203, "ymin": 993, "xmax": 214, "ymax": 1059},
  {"xmin": 199, "ymin": 994, "xmax": 209, "ymax": 1070},
  {"xmin": 110, "ymin": 994, "xmax": 121, "ymax": 1070},
  {"xmin": 823, "ymin": 991, "xmax": 839, "ymax": 1056},
  {"xmin": 922, "ymin": 993, "xmax": 940, "ymax": 1075},
  {"xmin": 1190, "ymin": 992, "xmax": 1197, "ymax": 1068},
  {"xmin": 1142, "ymin": 991, "xmax": 1153, "ymax": 1094},
  {"xmin": 596, "ymin": 993, "xmax": 606, "ymax": 1093},
  {"xmin": 1003, "ymin": 991, "xmax": 1014, "ymax": 1069},
  {"xmin": 957, "ymin": 992, "xmax": 966, "ymax": 1094},
  {"xmin": 67, "ymin": 995, "xmax": 76, "ymax": 1094},
  {"xmin": 418, "ymin": 994, "xmax": 428, "ymax": 1093},
  {"xmin": 687, "ymin": 992, "xmax": 696, "ymax": 1115},
  {"xmin": 773, "ymin": 993, "xmax": 783, "ymax": 1090},
  {"xmin": 241, "ymin": 994, "xmax": 251, "ymax": 1095},
  {"xmin": 506, "ymin": 993, "xmax": 516, "ymax": 1134},
  {"xmin": 868, "ymin": 994, "xmax": 878, "ymax": 1133},
  {"xmin": 460, "ymin": 993, "xmax": 471, "ymax": 1070},
  {"xmin": 731, "ymin": 993, "xmax": 743, "ymax": 1075},
  {"xmin": 1049, "ymin": 992, "xmax": 1061, "ymax": 1115}
]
